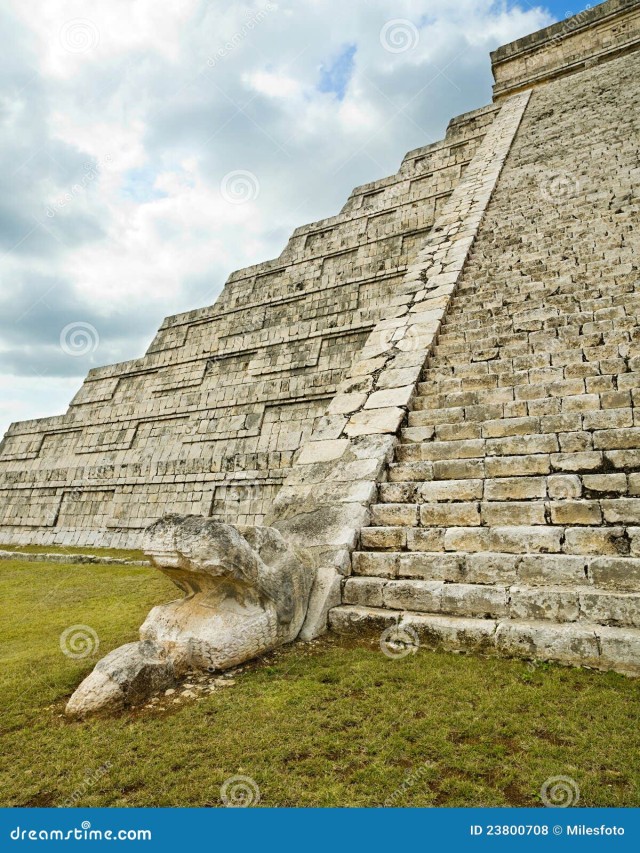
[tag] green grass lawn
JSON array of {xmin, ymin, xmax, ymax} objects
[{"xmin": 1, "ymin": 556, "xmax": 639, "ymax": 808}]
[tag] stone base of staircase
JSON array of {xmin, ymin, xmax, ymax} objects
[{"xmin": 329, "ymin": 604, "xmax": 640, "ymax": 677}]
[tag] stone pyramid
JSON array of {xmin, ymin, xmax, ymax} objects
[{"xmin": 3, "ymin": 0, "xmax": 640, "ymax": 675}]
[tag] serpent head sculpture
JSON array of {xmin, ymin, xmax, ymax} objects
[{"xmin": 66, "ymin": 515, "xmax": 314, "ymax": 718}]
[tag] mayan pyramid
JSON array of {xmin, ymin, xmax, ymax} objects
[{"xmin": 3, "ymin": 0, "xmax": 640, "ymax": 674}]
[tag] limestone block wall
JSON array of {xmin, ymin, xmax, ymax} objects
[
  {"xmin": 491, "ymin": 0, "xmax": 640, "ymax": 97},
  {"xmin": 0, "ymin": 103, "xmax": 499, "ymax": 547},
  {"xmin": 264, "ymin": 91, "xmax": 531, "ymax": 638},
  {"xmin": 330, "ymin": 45, "xmax": 640, "ymax": 673}
]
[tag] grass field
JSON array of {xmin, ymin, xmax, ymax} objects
[{"xmin": 1, "ymin": 555, "xmax": 639, "ymax": 808}]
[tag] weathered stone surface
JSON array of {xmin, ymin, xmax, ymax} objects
[
  {"xmin": 66, "ymin": 642, "xmax": 175, "ymax": 719},
  {"xmin": 495, "ymin": 621, "xmax": 601, "ymax": 667},
  {"xmin": 589, "ymin": 557, "xmax": 640, "ymax": 593},
  {"xmin": 401, "ymin": 613, "xmax": 498, "ymax": 651},
  {"xmin": 8, "ymin": 4, "xmax": 640, "ymax": 681},
  {"xmin": 509, "ymin": 586, "xmax": 580, "ymax": 622},
  {"xmin": 66, "ymin": 515, "xmax": 314, "ymax": 717},
  {"xmin": 328, "ymin": 11, "xmax": 640, "ymax": 678},
  {"xmin": 344, "ymin": 407, "xmax": 406, "ymax": 437}
]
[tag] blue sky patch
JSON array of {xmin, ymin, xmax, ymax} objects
[
  {"xmin": 318, "ymin": 43, "xmax": 357, "ymax": 100},
  {"xmin": 121, "ymin": 166, "xmax": 168, "ymax": 203}
]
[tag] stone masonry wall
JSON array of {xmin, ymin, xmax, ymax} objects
[
  {"xmin": 331, "ymin": 45, "xmax": 640, "ymax": 673},
  {"xmin": 0, "ymin": 105, "xmax": 499, "ymax": 547},
  {"xmin": 492, "ymin": 0, "xmax": 640, "ymax": 98}
]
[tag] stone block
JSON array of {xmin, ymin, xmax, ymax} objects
[
  {"xmin": 509, "ymin": 586, "xmax": 580, "ymax": 622},
  {"xmin": 345, "ymin": 407, "xmax": 405, "ymax": 437},
  {"xmin": 360, "ymin": 526, "xmax": 406, "ymax": 551},
  {"xmin": 549, "ymin": 500, "xmax": 602, "ymax": 525},
  {"xmin": 563, "ymin": 527, "xmax": 628, "ymax": 556},
  {"xmin": 352, "ymin": 551, "xmax": 398, "ymax": 578},
  {"xmin": 383, "ymin": 579, "xmax": 443, "ymax": 612},
  {"xmin": 464, "ymin": 552, "xmax": 519, "ymax": 584},
  {"xmin": 440, "ymin": 583, "xmax": 509, "ymax": 618},
  {"xmin": 343, "ymin": 577, "xmax": 386, "ymax": 608},
  {"xmin": 364, "ymin": 386, "xmax": 414, "ymax": 410},
  {"xmin": 397, "ymin": 552, "xmax": 463, "ymax": 581},
  {"xmin": 547, "ymin": 474, "xmax": 582, "ymax": 500},
  {"xmin": 401, "ymin": 613, "xmax": 497, "ymax": 651},
  {"xmin": 495, "ymin": 620, "xmax": 600, "ymax": 667},
  {"xmin": 484, "ymin": 477, "xmax": 546, "ymax": 500},
  {"xmin": 601, "ymin": 499, "xmax": 640, "ymax": 524},
  {"xmin": 329, "ymin": 605, "xmax": 399, "ymax": 637},
  {"xmin": 296, "ymin": 439, "xmax": 350, "ymax": 465},
  {"xmin": 420, "ymin": 502, "xmax": 481, "ymax": 526},
  {"xmin": 589, "ymin": 557, "xmax": 640, "ymax": 593},
  {"xmin": 579, "ymin": 591, "xmax": 640, "ymax": 629}
]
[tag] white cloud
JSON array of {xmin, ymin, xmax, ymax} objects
[{"xmin": 0, "ymin": 0, "xmax": 555, "ymax": 438}]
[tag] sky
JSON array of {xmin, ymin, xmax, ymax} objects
[{"xmin": 0, "ymin": 0, "xmax": 574, "ymax": 439}]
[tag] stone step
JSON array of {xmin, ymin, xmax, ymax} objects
[
  {"xmin": 343, "ymin": 575, "xmax": 640, "ymax": 628},
  {"xmin": 361, "ymin": 519, "xmax": 640, "ymax": 561},
  {"xmin": 435, "ymin": 311, "xmax": 637, "ymax": 340},
  {"xmin": 375, "ymin": 497, "xmax": 607, "ymax": 527},
  {"xmin": 396, "ymin": 438, "xmax": 486, "ymax": 460},
  {"xmin": 328, "ymin": 606, "xmax": 640, "ymax": 676},
  {"xmin": 408, "ymin": 411, "xmax": 549, "ymax": 436},
  {"xmin": 397, "ymin": 437, "xmax": 640, "ymax": 474},
  {"xmin": 414, "ymin": 383, "xmax": 633, "ymax": 412},
  {"xmin": 353, "ymin": 548, "xmax": 640, "ymax": 588},
  {"xmin": 442, "ymin": 295, "xmax": 638, "ymax": 329},
  {"xmin": 418, "ymin": 368, "xmax": 638, "ymax": 397},
  {"xmin": 432, "ymin": 326, "xmax": 636, "ymax": 356},
  {"xmin": 413, "ymin": 385, "xmax": 633, "ymax": 415},
  {"xmin": 384, "ymin": 469, "xmax": 632, "ymax": 499}
]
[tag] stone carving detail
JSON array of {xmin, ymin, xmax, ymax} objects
[{"xmin": 66, "ymin": 515, "xmax": 313, "ymax": 717}]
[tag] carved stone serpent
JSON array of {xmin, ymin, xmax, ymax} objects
[{"xmin": 66, "ymin": 515, "xmax": 314, "ymax": 718}]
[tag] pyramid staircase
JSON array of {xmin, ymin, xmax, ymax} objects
[{"xmin": 330, "ymin": 250, "xmax": 640, "ymax": 675}]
